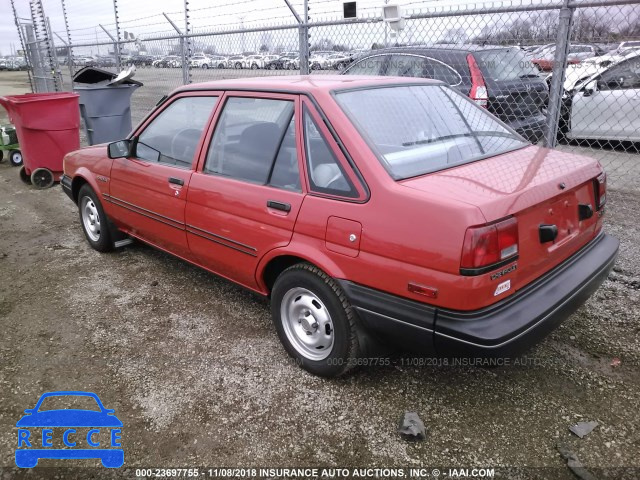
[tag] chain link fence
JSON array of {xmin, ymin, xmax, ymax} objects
[{"xmin": 10, "ymin": 0, "xmax": 640, "ymax": 192}]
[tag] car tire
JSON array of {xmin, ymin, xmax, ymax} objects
[
  {"xmin": 78, "ymin": 184, "xmax": 113, "ymax": 252},
  {"xmin": 0, "ymin": 150, "xmax": 3, "ymax": 161},
  {"xmin": 235, "ymin": 62, "xmax": 242, "ymax": 69},
  {"xmin": 30, "ymin": 168, "xmax": 54, "ymax": 189},
  {"xmin": 251, "ymin": 63, "xmax": 258, "ymax": 70},
  {"xmin": 19, "ymin": 166, "xmax": 31, "ymax": 184},
  {"xmin": 9, "ymin": 149, "xmax": 23, "ymax": 167},
  {"xmin": 271, "ymin": 263, "xmax": 362, "ymax": 377},
  {"xmin": 202, "ymin": 64, "xmax": 208, "ymax": 69}
]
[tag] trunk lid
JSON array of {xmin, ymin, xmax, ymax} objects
[{"xmin": 400, "ymin": 145, "xmax": 603, "ymax": 292}]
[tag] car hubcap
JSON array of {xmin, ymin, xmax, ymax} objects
[
  {"xmin": 281, "ymin": 287, "xmax": 334, "ymax": 360},
  {"xmin": 81, "ymin": 197, "xmax": 101, "ymax": 242}
]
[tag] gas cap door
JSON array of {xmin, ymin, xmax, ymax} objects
[{"xmin": 325, "ymin": 216, "xmax": 362, "ymax": 257}]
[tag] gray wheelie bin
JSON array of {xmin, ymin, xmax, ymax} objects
[{"xmin": 73, "ymin": 66, "xmax": 143, "ymax": 145}]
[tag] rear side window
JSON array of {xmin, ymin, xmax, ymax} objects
[
  {"xmin": 204, "ymin": 97, "xmax": 300, "ymax": 189},
  {"xmin": 386, "ymin": 54, "xmax": 462, "ymax": 86},
  {"xmin": 136, "ymin": 96, "xmax": 218, "ymax": 168},
  {"xmin": 475, "ymin": 48, "xmax": 540, "ymax": 81},
  {"xmin": 343, "ymin": 55, "xmax": 386, "ymax": 75},
  {"xmin": 303, "ymin": 107, "xmax": 357, "ymax": 198}
]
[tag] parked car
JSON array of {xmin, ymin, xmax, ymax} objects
[
  {"xmin": 531, "ymin": 44, "xmax": 603, "ymax": 71},
  {"xmin": 190, "ymin": 53, "xmax": 211, "ymax": 68},
  {"xmin": 343, "ymin": 45, "xmax": 549, "ymax": 142},
  {"xmin": 228, "ymin": 55, "xmax": 246, "ymax": 69},
  {"xmin": 614, "ymin": 41, "xmax": 640, "ymax": 53},
  {"xmin": 242, "ymin": 54, "xmax": 267, "ymax": 69},
  {"xmin": 209, "ymin": 55, "xmax": 228, "ymax": 69},
  {"xmin": 74, "ymin": 56, "xmax": 98, "ymax": 67},
  {"xmin": 325, "ymin": 53, "xmax": 351, "ymax": 71},
  {"xmin": 61, "ymin": 76, "xmax": 618, "ymax": 377},
  {"xmin": 563, "ymin": 51, "xmax": 640, "ymax": 142},
  {"xmin": 154, "ymin": 56, "xmax": 181, "ymax": 68},
  {"xmin": 562, "ymin": 49, "xmax": 640, "ymax": 91},
  {"xmin": 96, "ymin": 56, "xmax": 116, "ymax": 67},
  {"xmin": 130, "ymin": 54, "xmax": 154, "ymax": 67}
]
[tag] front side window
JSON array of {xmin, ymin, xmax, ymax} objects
[
  {"xmin": 343, "ymin": 55, "xmax": 387, "ymax": 76},
  {"xmin": 204, "ymin": 97, "xmax": 299, "ymax": 189},
  {"xmin": 136, "ymin": 96, "xmax": 218, "ymax": 168},
  {"xmin": 598, "ymin": 58, "xmax": 640, "ymax": 90},
  {"xmin": 335, "ymin": 85, "xmax": 528, "ymax": 180}
]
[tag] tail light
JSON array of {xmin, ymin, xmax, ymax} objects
[
  {"xmin": 460, "ymin": 217, "xmax": 519, "ymax": 275},
  {"xmin": 594, "ymin": 172, "xmax": 606, "ymax": 210},
  {"xmin": 467, "ymin": 54, "xmax": 488, "ymax": 108}
]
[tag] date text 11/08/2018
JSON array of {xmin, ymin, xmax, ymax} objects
[{"xmin": 135, "ymin": 467, "xmax": 496, "ymax": 478}]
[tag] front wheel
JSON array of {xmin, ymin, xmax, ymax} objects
[
  {"xmin": 271, "ymin": 263, "xmax": 362, "ymax": 377},
  {"xmin": 78, "ymin": 184, "xmax": 113, "ymax": 252}
]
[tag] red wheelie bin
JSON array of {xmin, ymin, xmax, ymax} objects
[{"xmin": 0, "ymin": 92, "xmax": 80, "ymax": 189}]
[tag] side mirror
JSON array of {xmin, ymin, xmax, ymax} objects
[
  {"xmin": 108, "ymin": 139, "xmax": 132, "ymax": 159},
  {"xmin": 583, "ymin": 79, "xmax": 597, "ymax": 97}
]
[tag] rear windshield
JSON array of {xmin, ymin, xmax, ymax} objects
[
  {"xmin": 335, "ymin": 85, "xmax": 528, "ymax": 180},
  {"xmin": 475, "ymin": 48, "xmax": 540, "ymax": 81}
]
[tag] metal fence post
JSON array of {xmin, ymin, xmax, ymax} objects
[
  {"xmin": 112, "ymin": 0, "xmax": 122, "ymax": 70},
  {"xmin": 60, "ymin": 0, "xmax": 73, "ymax": 84},
  {"xmin": 183, "ymin": 0, "xmax": 192, "ymax": 85},
  {"xmin": 10, "ymin": 0, "xmax": 34, "ymax": 92},
  {"xmin": 543, "ymin": 0, "xmax": 574, "ymax": 148},
  {"xmin": 299, "ymin": 0, "xmax": 310, "ymax": 75}
]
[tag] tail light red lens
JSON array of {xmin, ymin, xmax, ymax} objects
[
  {"xmin": 595, "ymin": 172, "xmax": 606, "ymax": 210},
  {"xmin": 461, "ymin": 217, "xmax": 519, "ymax": 272},
  {"xmin": 467, "ymin": 54, "xmax": 488, "ymax": 108}
]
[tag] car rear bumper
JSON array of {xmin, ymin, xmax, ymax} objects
[
  {"xmin": 340, "ymin": 232, "xmax": 618, "ymax": 358},
  {"xmin": 505, "ymin": 114, "xmax": 546, "ymax": 143}
]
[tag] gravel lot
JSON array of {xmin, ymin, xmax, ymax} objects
[{"xmin": 1, "ymin": 70, "xmax": 639, "ymax": 479}]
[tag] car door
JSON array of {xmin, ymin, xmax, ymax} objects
[
  {"xmin": 569, "ymin": 57, "xmax": 640, "ymax": 141},
  {"xmin": 185, "ymin": 92, "xmax": 305, "ymax": 289},
  {"xmin": 108, "ymin": 93, "xmax": 220, "ymax": 257}
]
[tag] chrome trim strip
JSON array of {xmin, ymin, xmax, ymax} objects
[
  {"xmin": 186, "ymin": 228, "xmax": 257, "ymax": 257},
  {"xmin": 185, "ymin": 223, "xmax": 257, "ymax": 252},
  {"xmin": 103, "ymin": 194, "xmax": 184, "ymax": 228}
]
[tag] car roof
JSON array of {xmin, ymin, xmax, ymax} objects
[{"xmin": 175, "ymin": 75, "xmax": 444, "ymax": 95}]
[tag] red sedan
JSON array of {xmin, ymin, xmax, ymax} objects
[{"xmin": 61, "ymin": 76, "xmax": 618, "ymax": 377}]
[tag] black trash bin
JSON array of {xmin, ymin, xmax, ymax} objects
[{"xmin": 73, "ymin": 66, "xmax": 143, "ymax": 145}]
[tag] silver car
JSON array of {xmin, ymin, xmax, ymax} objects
[{"xmin": 566, "ymin": 51, "xmax": 640, "ymax": 142}]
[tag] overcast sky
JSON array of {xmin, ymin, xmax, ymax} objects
[
  {"xmin": 0, "ymin": 0, "xmax": 518, "ymax": 55},
  {"xmin": 2, "ymin": 0, "xmax": 636, "ymax": 56}
]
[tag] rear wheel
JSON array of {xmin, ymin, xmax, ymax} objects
[
  {"xmin": 0, "ymin": 150, "xmax": 3, "ymax": 161},
  {"xmin": 78, "ymin": 184, "xmax": 113, "ymax": 252},
  {"xmin": 19, "ymin": 166, "xmax": 31, "ymax": 184},
  {"xmin": 271, "ymin": 263, "xmax": 362, "ymax": 377},
  {"xmin": 202, "ymin": 64, "xmax": 209, "ymax": 69},
  {"xmin": 9, "ymin": 150, "xmax": 23, "ymax": 166},
  {"xmin": 30, "ymin": 168, "xmax": 54, "ymax": 189}
]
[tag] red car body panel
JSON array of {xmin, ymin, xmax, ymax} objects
[{"xmin": 62, "ymin": 76, "xmax": 617, "ymax": 352}]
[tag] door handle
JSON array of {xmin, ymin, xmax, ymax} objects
[
  {"xmin": 267, "ymin": 200, "xmax": 291, "ymax": 212},
  {"xmin": 168, "ymin": 177, "xmax": 184, "ymax": 186}
]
